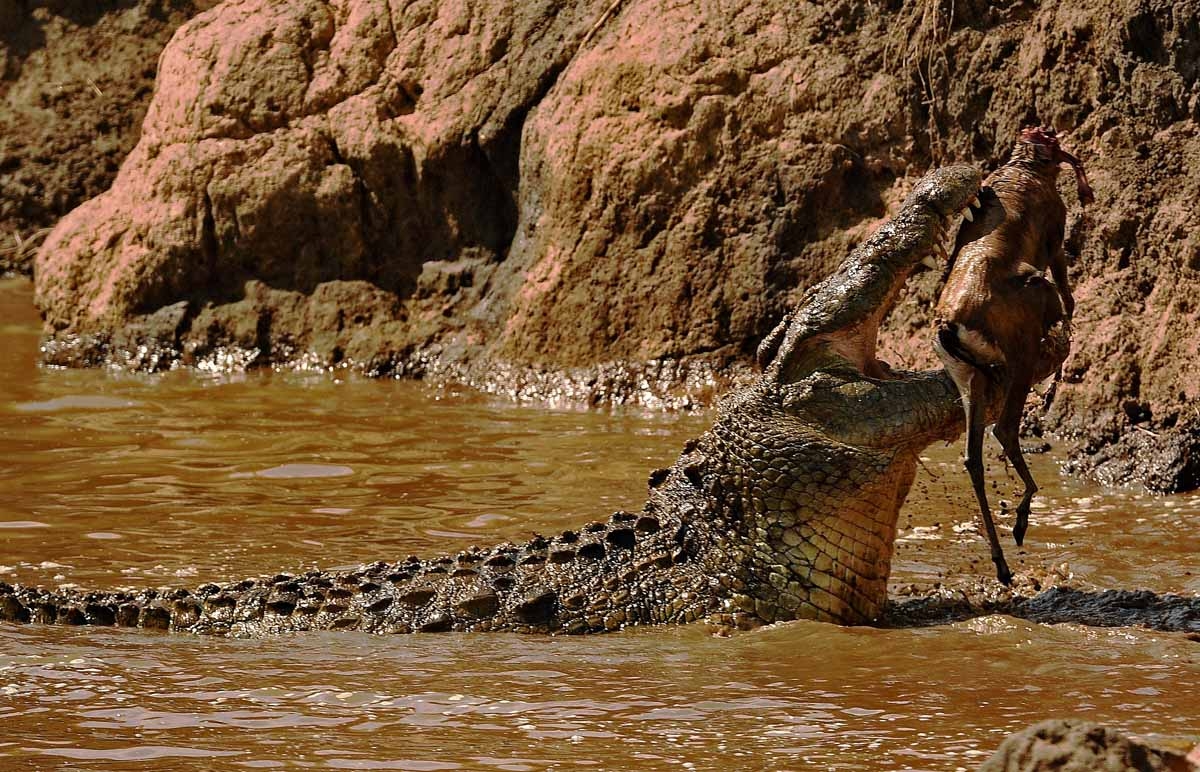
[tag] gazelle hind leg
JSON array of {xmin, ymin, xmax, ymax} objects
[
  {"xmin": 992, "ymin": 370, "xmax": 1039, "ymax": 547},
  {"xmin": 964, "ymin": 371, "xmax": 1012, "ymax": 585},
  {"xmin": 936, "ymin": 331, "xmax": 1012, "ymax": 584}
]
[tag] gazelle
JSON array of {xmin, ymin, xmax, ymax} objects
[{"xmin": 935, "ymin": 126, "xmax": 1093, "ymax": 585}]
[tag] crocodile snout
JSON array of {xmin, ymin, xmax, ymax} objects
[{"xmin": 903, "ymin": 164, "xmax": 982, "ymax": 220}]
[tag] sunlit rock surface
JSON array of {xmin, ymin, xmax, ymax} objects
[
  {"xmin": 979, "ymin": 719, "xmax": 1200, "ymax": 772},
  {"xmin": 29, "ymin": 0, "xmax": 1200, "ymax": 490}
]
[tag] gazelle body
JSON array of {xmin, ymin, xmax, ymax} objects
[{"xmin": 934, "ymin": 127, "xmax": 1092, "ymax": 584}]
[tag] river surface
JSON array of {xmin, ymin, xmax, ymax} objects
[{"xmin": 1, "ymin": 277, "xmax": 1197, "ymax": 771}]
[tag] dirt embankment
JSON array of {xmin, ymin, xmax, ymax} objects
[
  {"xmin": 0, "ymin": 0, "xmax": 218, "ymax": 274},
  {"xmin": 20, "ymin": 0, "xmax": 1200, "ymax": 492}
]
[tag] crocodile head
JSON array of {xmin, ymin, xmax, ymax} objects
[
  {"xmin": 759, "ymin": 165, "xmax": 982, "ymax": 385},
  {"xmin": 902, "ymin": 164, "xmax": 983, "ymax": 218},
  {"xmin": 679, "ymin": 164, "xmax": 987, "ymax": 627}
]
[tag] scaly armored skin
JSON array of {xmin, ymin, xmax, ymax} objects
[{"xmin": 0, "ymin": 165, "xmax": 984, "ymax": 636}]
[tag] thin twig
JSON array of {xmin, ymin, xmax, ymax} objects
[
  {"xmin": 0, "ymin": 228, "xmax": 51, "ymax": 258},
  {"xmin": 579, "ymin": 0, "xmax": 625, "ymax": 53}
]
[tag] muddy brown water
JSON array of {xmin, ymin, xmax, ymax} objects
[{"xmin": 0, "ymin": 277, "xmax": 1197, "ymax": 771}]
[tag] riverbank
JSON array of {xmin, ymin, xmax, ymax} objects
[{"xmin": 7, "ymin": 1, "xmax": 1199, "ymax": 493}]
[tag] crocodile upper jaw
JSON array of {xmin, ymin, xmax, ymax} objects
[{"xmin": 761, "ymin": 165, "xmax": 983, "ymax": 388}]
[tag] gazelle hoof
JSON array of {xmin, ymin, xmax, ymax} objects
[{"xmin": 1013, "ymin": 509, "xmax": 1030, "ymax": 547}]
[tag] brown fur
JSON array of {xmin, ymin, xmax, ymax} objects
[{"xmin": 934, "ymin": 127, "xmax": 1086, "ymax": 585}]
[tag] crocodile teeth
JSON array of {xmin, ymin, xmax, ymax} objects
[
  {"xmin": 971, "ymin": 195, "xmax": 981, "ymax": 209},
  {"xmin": 962, "ymin": 206, "xmax": 974, "ymax": 222},
  {"xmin": 921, "ymin": 255, "xmax": 939, "ymax": 270}
]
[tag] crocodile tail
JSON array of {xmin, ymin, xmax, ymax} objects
[
  {"xmin": 0, "ymin": 581, "xmax": 206, "ymax": 631},
  {"xmin": 0, "ymin": 502, "xmax": 693, "ymax": 637}
]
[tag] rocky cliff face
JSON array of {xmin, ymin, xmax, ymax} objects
[
  {"xmin": 24, "ymin": 0, "xmax": 1200, "ymax": 492},
  {"xmin": 0, "ymin": 0, "xmax": 217, "ymax": 274}
]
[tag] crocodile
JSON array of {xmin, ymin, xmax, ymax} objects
[{"xmin": 0, "ymin": 164, "xmax": 991, "ymax": 636}]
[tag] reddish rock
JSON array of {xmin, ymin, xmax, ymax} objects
[
  {"xmin": 978, "ymin": 719, "xmax": 1199, "ymax": 772},
  {"xmin": 26, "ymin": 0, "xmax": 1200, "ymax": 490},
  {"xmin": 0, "ymin": 0, "xmax": 216, "ymax": 275}
]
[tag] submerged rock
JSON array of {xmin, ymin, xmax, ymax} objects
[{"xmin": 978, "ymin": 719, "xmax": 1199, "ymax": 772}]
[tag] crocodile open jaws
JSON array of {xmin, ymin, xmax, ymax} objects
[{"xmin": 0, "ymin": 165, "xmax": 985, "ymax": 636}]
